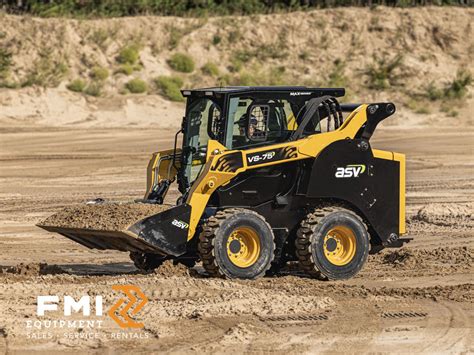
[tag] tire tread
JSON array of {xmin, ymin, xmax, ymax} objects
[
  {"xmin": 198, "ymin": 208, "xmax": 275, "ymax": 279},
  {"xmin": 295, "ymin": 205, "xmax": 369, "ymax": 280}
]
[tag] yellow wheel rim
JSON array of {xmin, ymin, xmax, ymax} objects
[
  {"xmin": 323, "ymin": 226, "xmax": 357, "ymax": 266},
  {"xmin": 226, "ymin": 226, "xmax": 261, "ymax": 268}
]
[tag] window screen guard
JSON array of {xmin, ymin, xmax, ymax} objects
[{"xmin": 248, "ymin": 104, "xmax": 269, "ymax": 141}]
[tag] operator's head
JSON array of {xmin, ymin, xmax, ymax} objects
[{"xmin": 238, "ymin": 114, "xmax": 258, "ymax": 137}]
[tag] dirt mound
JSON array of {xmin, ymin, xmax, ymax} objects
[
  {"xmin": 376, "ymin": 246, "xmax": 473, "ymax": 270},
  {"xmin": 39, "ymin": 202, "xmax": 169, "ymax": 231},
  {"xmin": 1, "ymin": 263, "xmax": 65, "ymax": 276},
  {"xmin": 413, "ymin": 203, "xmax": 473, "ymax": 228},
  {"xmin": 249, "ymin": 275, "xmax": 472, "ymax": 302},
  {"xmin": 0, "ymin": 88, "xmax": 184, "ymax": 128},
  {"xmin": 154, "ymin": 260, "xmax": 189, "ymax": 277},
  {"xmin": 370, "ymin": 283, "xmax": 473, "ymax": 302},
  {"xmin": 221, "ymin": 323, "xmax": 260, "ymax": 344},
  {"xmin": 1, "ymin": 8, "xmax": 473, "ymax": 128},
  {"xmin": 382, "ymin": 249, "xmax": 414, "ymax": 265}
]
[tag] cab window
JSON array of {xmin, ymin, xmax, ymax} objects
[
  {"xmin": 184, "ymin": 98, "xmax": 222, "ymax": 182},
  {"xmin": 226, "ymin": 96, "xmax": 297, "ymax": 149}
]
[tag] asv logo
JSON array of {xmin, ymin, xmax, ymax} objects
[
  {"xmin": 172, "ymin": 219, "xmax": 189, "ymax": 229},
  {"xmin": 335, "ymin": 164, "xmax": 366, "ymax": 178},
  {"xmin": 247, "ymin": 151, "xmax": 275, "ymax": 164}
]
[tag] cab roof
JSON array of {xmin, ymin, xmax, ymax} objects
[{"xmin": 181, "ymin": 86, "xmax": 345, "ymax": 98}]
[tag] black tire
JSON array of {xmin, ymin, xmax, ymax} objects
[
  {"xmin": 198, "ymin": 208, "xmax": 275, "ymax": 279},
  {"xmin": 295, "ymin": 206, "xmax": 369, "ymax": 280},
  {"xmin": 130, "ymin": 252, "xmax": 166, "ymax": 272}
]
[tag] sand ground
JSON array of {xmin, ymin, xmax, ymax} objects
[{"xmin": 0, "ymin": 125, "xmax": 472, "ymax": 353}]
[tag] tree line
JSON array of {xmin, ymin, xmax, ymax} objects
[{"xmin": 2, "ymin": 0, "xmax": 471, "ymax": 17}]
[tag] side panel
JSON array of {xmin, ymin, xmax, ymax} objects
[
  {"xmin": 209, "ymin": 162, "xmax": 307, "ymax": 232},
  {"xmin": 374, "ymin": 149, "xmax": 406, "ymax": 235},
  {"xmin": 305, "ymin": 140, "xmax": 401, "ymax": 243},
  {"xmin": 393, "ymin": 152, "xmax": 406, "ymax": 235}
]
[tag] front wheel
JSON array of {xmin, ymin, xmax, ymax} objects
[
  {"xmin": 198, "ymin": 208, "xmax": 275, "ymax": 279},
  {"xmin": 296, "ymin": 206, "xmax": 370, "ymax": 280}
]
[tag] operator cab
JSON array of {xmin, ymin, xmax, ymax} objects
[{"xmin": 179, "ymin": 86, "xmax": 345, "ymax": 192}]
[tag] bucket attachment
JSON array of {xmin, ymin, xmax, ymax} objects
[{"xmin": 37, "ymin": 204, "xmax": 191, "ymax": 257}]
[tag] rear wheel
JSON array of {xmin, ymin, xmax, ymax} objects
[
  {"xmin": 296, "ymin": 206, "xmax": 369, "ymax": 280},
  {"xmin": 198, "ymin": 208, "xmax": 275, "ymax": 279}
]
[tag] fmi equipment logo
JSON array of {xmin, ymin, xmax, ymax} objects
[
  {"xmin": 335, "ymin": 164, "xmax": 366, "ymax": 178},
  {"xmin": 26, "ymin": 285, "xmax": 150, "ymax": 340}
]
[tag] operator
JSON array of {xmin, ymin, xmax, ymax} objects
[{"xmin": 234, "ymin": 113, "xmax": 262, "ymax": 147}]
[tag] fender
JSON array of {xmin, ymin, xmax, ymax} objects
[{"xmin": 305, "ymin": 139, "xmax": 405, "ymax": 242}]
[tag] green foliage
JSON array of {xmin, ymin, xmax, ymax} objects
[
  {"xmin": 368, "ymin": 16, "xmax": 383, "ymax": 32},
  {"xmin": 216, "ymin": 73, "xmax": 232, "ymax": 86},
  {"xmin": 90, "ymin": 66, "xmax": 109, "ymax": 81},
  {"xmin": 66, "ymin": 78, "xmax": 86, "ymax": 92},
  {"xmin": 440, "ymin": 103, "xmax": 459, "ymax": 117},
  {"xmin": 167, "ymin": 53, "xmax": 195, "ymax": 73},
  {"xmin": 201, "ymin": 62, "xmax": 219, "ymax": 77},
  {"xmin": 406, "ymin": 98, "xmax": 430, "ymax": 114},
  {"xmin": 154, "ymin": 76, "xmax": 184, "ymax": 102},
  {"xmin": 116, "ymin": 64, "xmax": 133, "ymax": 75},
  {"xmin": 165, "ymin": 21, "xmax": 206, "ymax": 49},
  {"xmin": 444, "ymin": 69, "xmax": 472, "ymax": 99},
  {"xmin": 235, "ymin": 50, "xmax": 253, "ymax": 63},
  {"xmin": 235, "ymin": 72, "xmax": 257, "ymax": 86},
  {"xmin": 267, "ymin": 66, "xmax": 286, "ymax": 85},
  {"xmin": 365, "ymin": 54, "xmax": 404, "ymax": 90},
  {"xmin": 227, "ymin": 30, "xmax": 242, "ymax": 44},
  {"xmin": 228, "ymin": 50, "xmax": 253, "ymax": 72},
  {"xmin": 22, "ymin": 47, "xmax": 68, "ymax": 87},
  {"xmin": 416, "ymin": 107, "xmax": 431, "ymax": 114},
  {"xmin": 328, "ymin": 59, "xmax": 347, "ymax": 87},
  {"xmin": 0, "ymin": 47, "xmax": 13, "ymax": 85},
  {"xmin": 115, "ymin": 63, "xmax": 142, "ymax": 75},
  {"xmin": 117, "ymin": 45, "xmax": 140, "ymax": 65},
  {"xmin": 84, "ymin": 82, "xmax": 103, "ymax": 97},
  {"xmin": 255, "ymin": 42, "xmax": 287, "ymax": 60},
  {"xmin": 89, "ymin": 28, "xmax": 109, "ymax": 50},
  {"xmin": 0, "ymin": 37, "xmax": 15, "ymax": 87},
  {"xmin": 167, "ymin": 25, "xmax": 184, "ymax": 49},
  {"xmin": 426, "ymin": 82, "xmax": 443, "ymax": 101},
  {"xmin": 4, "ymin": 1, "xmax": 469, "ymax": 18},
  {"xmin": 212, "ymin": 34, "xmax": 221, "ymax": 46},
  {"xmin": 228, "ymin": 42, "xmax": 287, "ymax": 73},
  {"xmin": 426, "ymin": 69, "xmax": 472, "ymax": 101},
  {"xmin": 125, "ymin": 78, "xmax": 148, "ymax": 93},
  {"xmin": 0, "ymin": 81, "xmax": 19, "ymax": 89}
]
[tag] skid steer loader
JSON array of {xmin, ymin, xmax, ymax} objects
[{"xmin": 38, "ymin": 86, "xmax": 409, "ymax": 280}]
